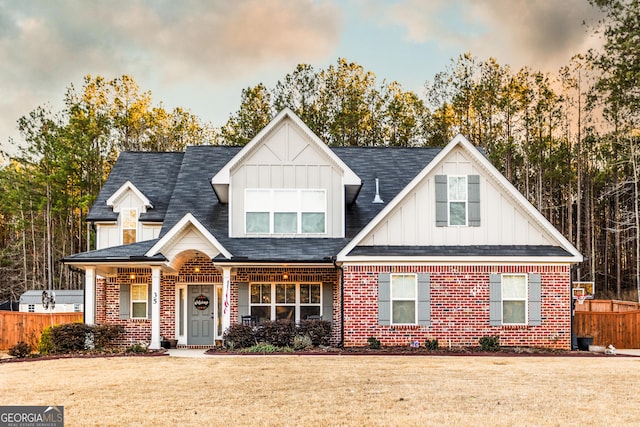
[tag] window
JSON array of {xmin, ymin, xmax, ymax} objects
[
  {"xmin": 131, "ymin": 283, "xmax": 148, "ymax": 319},
  {"xmin": 391, "ymin": 274, "xmax": 417, "ymax": 324},
  {"xmin": 73, "ymin": 303, "xmax": 81, "ymax": 312},
  {"xmin": 245, "ymin": 189, "xmax": 326, "ymax": 235},
  {"xmin": 122, "ymin": 208, "xmax": 138, "ymax": 244},
  {"xmin": 448, "ymin": 176, "xmax": 467, "ymax": 226},
  {"xmin": 28, "ymin": 304, "xmax": 35, "ymax": 313},
  {"xmin": 250, "ymin": 283, "xmax": 321, "ymax": 322},
  {"xmin": 502, "ymin": 275, "xmax": 527, "ymax": 324}
]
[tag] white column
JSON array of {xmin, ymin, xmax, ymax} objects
[
  {"xmin": 149, "ymin": 267, "xmax": 162, "ymax": 350},
  {"xmin": 84, "ymin": 267, "xmax": 96, "ymax": 325},
  {"xmin": 222, "ymin": 266, "xmax": 232, "ymax": 334}
]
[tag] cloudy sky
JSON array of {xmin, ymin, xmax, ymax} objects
[{"xmin": 0, "ymin": 0, "xmax": 603, "ymax": 159}]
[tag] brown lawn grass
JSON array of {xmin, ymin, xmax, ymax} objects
[{"xmin": 2, "ymin": 354, "xmax": 640, "ymax": 426}]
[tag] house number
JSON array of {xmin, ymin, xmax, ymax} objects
[
  {"xmin": 153, "ymin": 292, "xmax": 158, "ymax": 304},
  {"xmin": 194, "ymin": 295, "xmax": 210, "ymax": 310}
]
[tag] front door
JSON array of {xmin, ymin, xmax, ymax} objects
[{"xmin": 188, "ymin": 285, "xmax": 214, "ymax": 345}]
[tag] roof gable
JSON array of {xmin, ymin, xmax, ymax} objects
[
  {"xmin": 211, "ymin": 108, "xmax": 361, "ymax": 203},
  {"xmin": 106, "ymin": 180, "xmax": 153, "ymax": 209},
  {"xmin": 338, "ymin": 135, "xmax": 583, "ymax": 262},
  {"xmin": 146, "ymin": 213, "xmax": 232, "ymax": 261}
]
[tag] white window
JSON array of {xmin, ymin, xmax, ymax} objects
[
  {"xmin": 131, "ymin": 283, "xmax": 148, "ymax": 319},
  {"xmin": 502, "ymin": 274, "xmax": 527, "ymax": 324},
  {"xmin": 121, "ymin": 208, "xmax": 138, "ymax": 244},
  {"xmin": 245, "ymin": 189, "xmax": 326, "ymax": 235},
  {"xmin": 250, "ymin": 283, "xmax": 321, "ymax": 322},
  {"xmin": 28, "ymin": 304, "xmax": 35, "ymax": 313},
  {"xmin": 391, "ymin": 274, "xmax": 417, "ymax": 324},
  {"xmin": 448, "ymin": 176, "xmax": 467, "ymax": 226},
  {"xmin": 73, "ymin": 303, "xmax": 81, "ymax": 312}
]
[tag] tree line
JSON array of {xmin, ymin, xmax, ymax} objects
[{"xmin": 0, "ymin": 0, "xmax": 638, "ymax": 303}]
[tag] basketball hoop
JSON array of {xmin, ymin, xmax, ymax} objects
[{"xmin": 576, "ymin": 294, "xmax": 587, "ymax": 305}]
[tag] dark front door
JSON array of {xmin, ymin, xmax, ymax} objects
[{"xmin": 188, "ymin": 285, "xmax": 214, "ymax": 345}]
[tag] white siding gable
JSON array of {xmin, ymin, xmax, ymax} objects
[
  {"xmin": 361, "ymin": 146, "xmax": 555, "ymax": 247},
  {"xmin": 230, "ymin": 119, "xmax": 344, "ymax": 237},
  {"xmin": 163, "ymin": 226, "xmax": 222, "ymax": 261}
]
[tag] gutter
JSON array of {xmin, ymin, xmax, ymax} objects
[{"xmin": 332, "ymin": 257, "xmax": 345, "ymax": 348}]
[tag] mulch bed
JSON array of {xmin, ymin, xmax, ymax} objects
[{"xmin": 204, "ymin": 345, "xmax": 624, "ymax": 357}]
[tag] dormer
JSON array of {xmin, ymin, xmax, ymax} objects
[
  {"xmin": 95, "ymin": 181, "xmax": 160, "ymax": 249},
  {"xmin": 211, "ymin": 109, "xmax": 362, "ymax": 238}
]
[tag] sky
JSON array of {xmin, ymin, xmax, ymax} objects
[{"xmin": 0, "ymin": 0, "xmax": 605, "ymax": 161}]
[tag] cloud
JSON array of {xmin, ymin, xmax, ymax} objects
[
  {"xmin": 0, "ymin": 0, "xmax": 342, "ymax": 156},
  {"xmin": 366, "ymin": 0, "xmax": 603, "ymax": 73}
]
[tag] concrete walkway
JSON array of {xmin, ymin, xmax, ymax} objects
[
  {"xmin": 617, "ymin": 349, "xmax": 640, "ymax": 356},
  {"xmin": 166, "ymin": 348, "xmax": 211, "ymax": 358}
]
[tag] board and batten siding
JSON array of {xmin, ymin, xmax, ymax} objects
[
  {"xmin": 95, "ymin": 223, "xmax": 119, "ymax": 250},
  {"xmin": 229, "ymin": 121, "xmax": 344, "ymax": 237},
  {"xmin": 360, "ymin": 148, "xmax": 555, "ymax": 247},
  {"xmin": 163, "ymin": 227, "xmax": 222, "ymax": 260}
]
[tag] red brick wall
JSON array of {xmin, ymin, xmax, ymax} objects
[{"xmin": 342, "ymin": 264, "xmax": 571, "ymax": 349}]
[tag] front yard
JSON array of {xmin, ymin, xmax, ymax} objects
[{"xmin": 3, "ymin": 354, "xmax": 640, "ymax": 426}]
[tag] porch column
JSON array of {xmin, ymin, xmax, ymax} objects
[
  {"xmin": 149, "ymin": 266, "xmax": 161, "ymax": 350},
  {"xmin": 221, "ymin": 266, "xmax": 232, "ymax": 334},
  {"xmin": 84, "ymin": 266, "xmax": 96, "ymax": 325}
]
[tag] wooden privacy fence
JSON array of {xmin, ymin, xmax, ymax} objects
[
  {"xmin": 574, "ymin": 300, "xmax": 640, "ymax": 348},
  {"xmin": 0, "ymin": 312, "xmax": 84, "ymax": 351}
]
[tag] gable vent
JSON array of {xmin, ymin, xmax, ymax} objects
[{"xmin": 372, "ymin": 178, "xmax": 384, "ymax": 204}]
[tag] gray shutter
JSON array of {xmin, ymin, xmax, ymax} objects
[
  {"xmin": 435, "ymin": 175, "xmax": 448, "ymax": 227},
  {"xmin": 119, "ymin": 284, "xmax": 130, "ymax": 320},
  {"xmin": 489, "ymin": 274, "xmax": 502, "ymax": 326},
  {"xmin": 237, "ymin": 282, "xmax": 249, "ymax": 322},
  {"xmin": 378, "ymin": 273, "xmax": 390, "ymax": 325},
  {"xmin": 417, "ymin": 273, "xmax": 431, "ymax": 326},
  {"xmin": 147, "ymin": 283, "xmax": 152, "ymax": 318},
  {"xmin": 529, "ymin": 273, "xmax": 542, "ymax": 326},
  {"xmin": 322, "ymin": 282, "xmax": 333, "ymax": 322},
  {"xmin": 468, "ymin": 175, "xmax": 480, "ymax": 227}
]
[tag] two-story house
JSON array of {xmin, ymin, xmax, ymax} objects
[{"xmin": 62, "ymin": 109, "xmax": 582, "ymax": 349}]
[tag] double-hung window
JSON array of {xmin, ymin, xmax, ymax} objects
[
  {"xmin": 501, "ymin": 274, "xmax": 527, "ymax": 324},
  {"xmin": 448, "ymin": 176, "xmax": 467, "ymax": 226},
  {"xmin": 250, "ymin": 283, "xmax": 322, "ymax": 322},
  {"xmin": 121, "ymin": 208, "xmax": 138, "ymax": 244},
  {"xmin": 391, "ymin": 274, "xmax": 417, "ymax": 324},
  {"xmin": 245, "ymin": 189, "xmax": 326, "ymax": 235},
  {"xmin": 131, "ymin": 283, "xmax": 148, "ymax": 319}
]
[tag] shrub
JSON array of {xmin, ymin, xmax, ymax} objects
[
  {"xmin": 38, "ymin": 326, "xmax": 55, "ymax": 355},
  {"xmin": 93, "ymin": 324, "xmax": 125, "ymax": 349},
  {"xmin": 297, "ymin": 320, "xmax": 331, "ymax": 346},
  {"xmin": 50, "ymin": 323, "xmax": 93, "ymax": 353},
  {"xmin": 424, "ymin": 338, "xmax": 439, "ymax": 351},
  {"xmin": 479, "ymin": 335, "xmax": 500, "ymax": 352},
  {"xmin": 223, "ymin": 323, "xmax": 255, "ymax": 349},
  {"xmin": 8, "ymin": 341, "xmax": 32, "ymax": 358},
  {"xmin": 293, "ymin": 334, "xmax": 313, "ymax": 350},
  {"xmin": 258, "ymin": 320, "xmax": 296, "ymax": 347},
  {"xmin": 367, "ymin": 336, "xmax": 381, "ymax": 350},
  {"xmin": 126, "ymin": 343, "xmax": 148, "ymax": 353},
  {"xmin": 242, "ymin": 343, "xmax": 282, "ymax": 354}
]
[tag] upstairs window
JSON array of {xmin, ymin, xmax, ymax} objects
[
  {"xmin": 245, "ymin": 189, "xmax": 326, "ymax": 235},
  {"xmin": 448, "ymin": 176, "xmax": 467, "ymax": 226},
  {"xmin": 435, "ymin": 175, "xmax": 480, "ymax": 227},
  {"xmin": 121, "ymin": 208, "xmax": 138, "ymax": 244}
]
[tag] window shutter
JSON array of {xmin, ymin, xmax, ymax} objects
[
  {"xmin": 378, "ymin": 273, "xmax": 391, "ymax": 325},
  {"xmin": 147, "ymin": 283, "xmax": 152, "ymax": 318},
  {"xmin": 417, "ymin": 273, "xmax": 431, "ymax": 326},
  {"xmin": 489, "ymin": 274, "xmax": 502, "ymax": 326},
  {"xmin": 237, "ymin": 282, "xmax": 249, "ymax": 322},
  {"xmin": 435, "ymin": 175, "xmax": 448, "ymax": 227},
  {"xmin": 468, "ymin": 175, "xmax": 480, "ymax": 227},
  {"xmin": 322, "ymin": 282, "xmax": 333, "ymax": 322},
  {"xmin": 119, "ymin": 284, "xmax": 130, "ymax": 320},
  {"xmin": 528, "ymin": 273, "xmax": 542, "ymax": 326}
]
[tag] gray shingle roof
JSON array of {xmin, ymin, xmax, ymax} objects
[{"xmin": 65, "ymin": 145, "xmax": 570, "ymax": 264}]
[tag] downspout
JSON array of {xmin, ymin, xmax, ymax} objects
[{"xmin": 332, "ymin": 257, "xmax": 345, "ymax": 348}]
